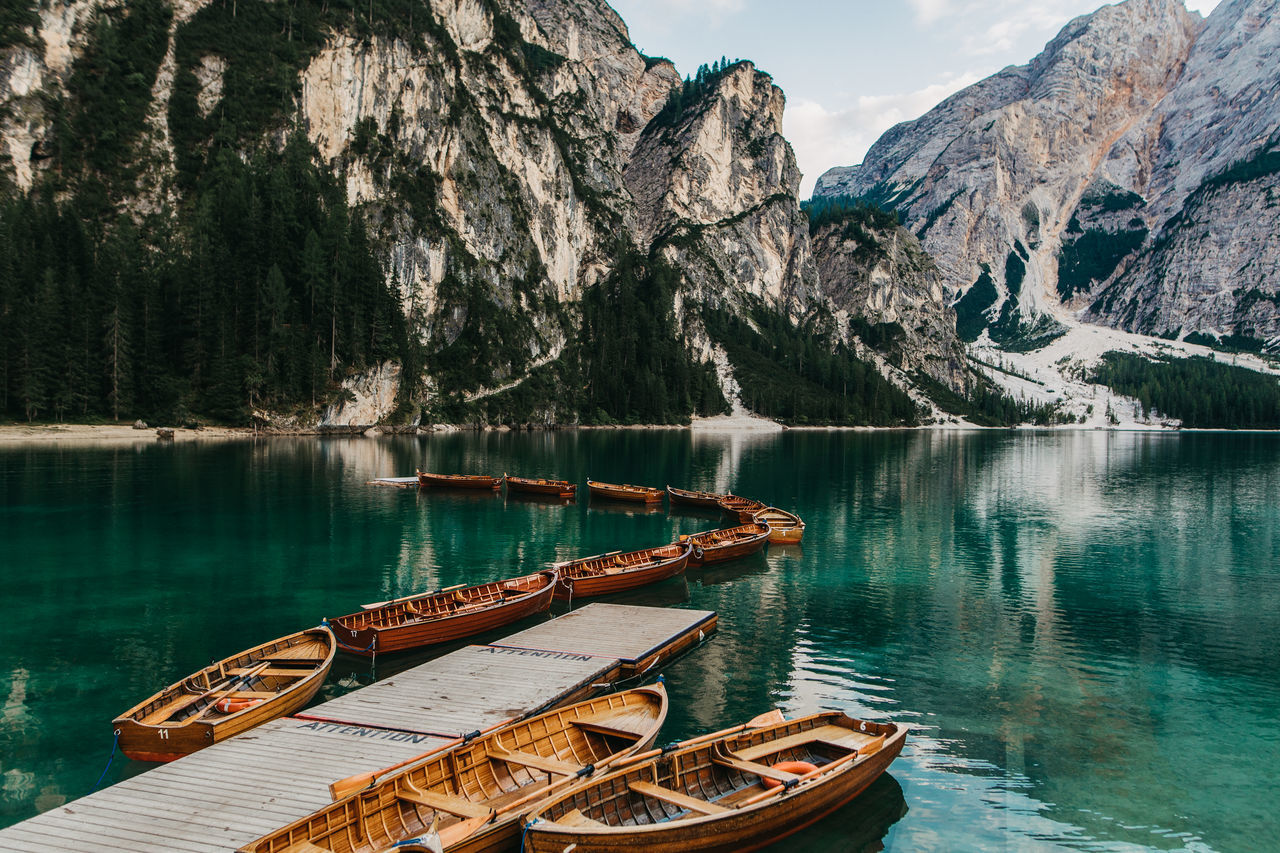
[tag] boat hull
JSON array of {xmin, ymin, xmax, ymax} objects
[
  {"xmin": 114, "ymin": 627, "xmax": 336, "ymax": 762},
  {"xmin": 332, "ymin": 572, "xmax": 557, "ymax": 656},
  {"xmin": 588, "ymin": 480, "xmax": 664, "ymax": 503},
  {"xmin": 753, "ymin": 508, "xmax": 806, "ymax": 544},
  {"xmin": 681, "ymin": 524, "xmax": 771, "ymax": 566},
  {"xmin": 525, "ymin": 714, "xmax": 905, "ymax": 853},
  {"xmin": 506, "ymin": 476, "xmax": 577, "ymax": 499},
  {"xmin": 554, "ymin": 544, "xmax": 692, "ymax": 600},
  {"xmin": 718, "ymin": 495, "xmax": 767, "ymax": 523},
  {"xmin": 417, "ymin": 471, "xmax": 502, "ymax": 490},
  {"xmin": 666, "ymin": 486, "xmax": 727, "ymax": 509}
]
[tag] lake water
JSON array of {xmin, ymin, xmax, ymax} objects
[{"xmin": 1, "ymin": 429, "xmax": 1278, "ymax": 851}]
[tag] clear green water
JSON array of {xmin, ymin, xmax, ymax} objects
[{"xmin": 2, "ymin": 430, "xmax": 1278, "ymax": 851}]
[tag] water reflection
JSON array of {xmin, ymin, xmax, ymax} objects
[{"xmin": 1, "ymin": 431, "xmax": 1277, "ymax": 851}]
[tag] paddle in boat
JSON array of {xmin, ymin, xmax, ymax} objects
[
  {"xmin": 679, "ymin": 523, "xmax": 771, "ymax": 566},
  {"xmin": 666, "ymin": 485, "xmax": 729, "ymax": 510},
  {"xmin": 417, "ymin": 471, "xmax": 503, "ymax": 490},
  {"xmin": 718, "ymin": 494, "xmax": 768, "ymax": 523},
  {"xmin": 553, "ymin": 542, "xmax": 693, "ymax": 600},
  {"xmin": 504, "ymin": 474, "xmax": 577, "ymax": 499},
  {"xmin": 752, "ymin": 507, "xmax": 806, "ymax": 544},
  {"xmin": 587, "ymin": 479, "xmax": 665, "ymax": 503},
  {"xmin": 522, "ymin": 709, "xmax": 906, "ymax": 853},
  {"xmin": 329, "ymin": 570, "xmax": 558, "ymax": 656},
  {"xmin": 112, "ymin": 626, "xmax": 337, "ymax": 762},
  {"xmin": 236, "ymin": 683, "xmax": 669, "ymax": 853}
]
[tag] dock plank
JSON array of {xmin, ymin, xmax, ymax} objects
[{"xmin": 492, "ymin": 603, "xmax": 715, "ymax": 665}]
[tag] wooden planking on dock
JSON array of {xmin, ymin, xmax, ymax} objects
[
  {"xmin": 0, "ymin": 718, "xmax": 451, "ymax": 853},
  {"xmin": 296, "ymin": 643, "xmax": 618, "ymax": 737},
  {"xmin": 368, "ymin": 475, "xmax": 420, "ymax": 487},
  {"xmin": 0, "ymin": 604, "xmax": 714, "ymax": 853},
  {"xmin": 493, "ymin": 603, "xmax": 717, "ymax": 674}
]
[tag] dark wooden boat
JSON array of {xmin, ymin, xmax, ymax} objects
[
  {"xmin": 666, "ymin": 485, "xmax": 728, "ymax": 509},
  {"xmin": 237, "ymin": 684, "xmax": 669, "ymax": 853},
  {"xmin": 113, "ymin": 626, "xmax": 336, "ymax": 762},
  {"xmin": 679, "ymin": 523, "xmax": 771, "ymax": 566},
  {"xmin": 588, "ymin": 479, "xmax": 664, "ymax": 503},
  {"xmin": 505, "ymin": 474, "xmax": 577, "ymax": 499},
  {"xmin": 554, "ymin": 543, "xmax": 693, "ymax": 600},
  {"xmin": 523, "ymin": 710, "xmax": 906, "ymax": 853},
  {"xmin": 752, "ymin": 507, "xmax": 806, "ymax": 544},
  {"xmin": 718, "ymin": 494, "xmax": 768, "ymax": 522},
  {"xmin": 329, "ymin": 571, "xmax": 558, "ymax": 656},
  {"xmin": 417, "ymin": 470, "xmax": 503, "ymax": 490}
]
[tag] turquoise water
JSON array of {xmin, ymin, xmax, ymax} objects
[{"xmin": 2, "ymin": 430, "xmax": 1278, "ymax": 850}]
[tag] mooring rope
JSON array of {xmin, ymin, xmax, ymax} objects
[{"xmin": 90, "ymin": 729, "xmax": 120, "ymax": 793}]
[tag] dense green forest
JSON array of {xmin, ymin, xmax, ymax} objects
[{"xmin": 1091, "ymin": 352, "xmax": 1280, "ymax": 429}]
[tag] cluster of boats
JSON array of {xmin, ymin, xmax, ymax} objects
[{"xmin": 105, "ymin": 472, "xmax": 895, "ymax": 851}]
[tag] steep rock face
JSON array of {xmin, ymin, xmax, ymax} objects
[
  {"xmin": 626, "ymin": 63, "xmax": 819, "ymax": 326},
  {"xmin": 815, "ymin": 0, "xmax": 1201, "ymax": 338},
  {"xmin": 810, "ymin": 217, "xmax": 970, "ymax": 391},
  {"xmin": 817, "ymin": 0, "xmax": 1280, "ymax": 346}
]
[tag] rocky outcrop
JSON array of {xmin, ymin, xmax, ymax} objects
[
  {"xmin": 321, "ymin": 361, "xmax": 404, "ymax": 426},
  {"xmin": 810, "ymin": 214, "xmax": 971, "ymax": 391}
]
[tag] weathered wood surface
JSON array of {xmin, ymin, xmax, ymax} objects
[{"xmin": 492, "ymin": 603, "xmax": 716, "ymax": 666}]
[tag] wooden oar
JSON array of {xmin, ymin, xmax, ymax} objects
[
  {"xmin": 613, "ymin": 708, "xmax": 785, "ymax": 767},
  {"xmin": 361, "ymin": 583, "xmax": 468, "ymax": 610},
  {"xmin": 186, "ymin": 662, "xmax": 270, "ymax": 722},
  {"xmin": 329, "ymin": 723, "xmax": 500, "ymax": 800}
]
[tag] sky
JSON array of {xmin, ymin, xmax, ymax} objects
[{"xmin": 609, "ymin": 0, "xmax": 1224, "ymax": 198}]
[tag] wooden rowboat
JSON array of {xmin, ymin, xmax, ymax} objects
[
  {"xmin": 329, "ymin": 571, "xmax": 558, "ymax": 656},
  {"xmin": 679, "ymin": 523, "xmax": 771, "ymax": 566},
  {"xmin": 554, "ymin": 543, "xmax": 693, "ymax": 600},
  {"xmin": 587, "ymin": 479, "xmax": 664, "ymax": 503},
  {"xmin": 417, "ymin": 470, "xmax": 502, "ymax": 490},
  {"xmin": 505, "ymin": 474, "xmax": 577, "ymax": 499},
  {"xmin": 752, "ymin": 507, "xmax": 806, "ymax": 544},
  {"xmin": 113, "ymin": 626, "xmax": 336, "ymax": 762},
  {"xmin": 718, "ymin": 494, "xmax": 768, "ymax": 522},
  {"xmin": 666, "ymin": 485, "xmax": 728, "ymax": 509},
  {"xmin": 237, "ymin": 684, "xmax": 669, "ymax": 853},
  {"xmin": 522, "ymin": 710, "xmax": 906, "ymax": 853}
]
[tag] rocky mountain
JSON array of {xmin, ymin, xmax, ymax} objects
[
  {"xmin": 5, "ymin": 0, "xmax": 917, "ymax": 428},
  {"xmin": 815, "ymin": 0, "xmax": 1280, "ymax": 352}
]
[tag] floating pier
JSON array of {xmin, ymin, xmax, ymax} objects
[
  {"xmin": 0, "ymin": 604, "xmax": 715, "ymax": 853},
  {"xmin": 368, "ymin": 475, "xmax": 421, "ymax": 488}
]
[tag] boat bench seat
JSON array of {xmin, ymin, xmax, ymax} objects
[
  {"xmin": 226, "ymin": 690, "xmax": 280, "ymax": 699},
  {"xmin": 711, "ymin": 751, "xmax": 802, "ymax": 783},
  {"xmin": 398, "ymin": 788, "xmax": 493, "ymax": 819},
  {"xmin": 226, "ymin": 666, "xmax": 311, "ymax": 676},
  {"xmin": 279, "ymin": 841, "xmax": 332, "ymax": 853},
  {"xmin": 734, "ymin": 725, "xmax": 877, "ymax": 761},
  {"xmin": 628, "ymin": 781, "xmax": 727, "ymax": 815},
  {"xmin": 488, "ymin": 744, "xmax": 581, "ymax": 776}
]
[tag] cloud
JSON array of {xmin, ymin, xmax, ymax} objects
[
  {"xmin": 785, "ymin": 71, "xmax": 984, "ymax": 198},
  {"xmin": 906, "ymin": 0, "xmax": 954, "ymax": 24},
  {"xmin": 610, "ymin": 0, "xmax": 746, "ymax": 39}
]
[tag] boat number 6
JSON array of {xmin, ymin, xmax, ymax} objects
[{"xmin": 860, "ymin": 721, "xmax": 867, "ymax": 731}]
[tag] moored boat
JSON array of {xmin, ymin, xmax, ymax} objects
[
  {"xmin": 417, "ymin": 470, "xmax": 503, "ymax": 490},
  {"xmin": 329, "ymin": 571, "xmax": 558, "ymax": 656},
  {"xmin": 666, "ymin": 485, "xmax": 728, "ymax": 509},
  {"xmin": 679, "ymin": 523, "xmax": 771, "ymax": 566},
  {"xmin": 587, "ymin": 479, "xmax": 665, "ymax": 503},
  {"xmin": 752, "ymin": 507, "xmax": 806, "ymax": 544},
  {"xmin": 554, "ymin": 542, "xmax": 693, "ymax": 600},
  {"xmin": 505, "ymin": 474, "xmax": 577, "ymax": 499},
  {"xmin": 113, "ymin": 626, "xmax": 336, "ymax": 762},
  {"xmin": 237, "ymin": 683, "xmax": 669, "ymax": 853},
  {"xmin": 522, "ymin": 710, "xmax": 906, "ymax": 853},
  {"xmin": 718, "ymin": 494, "xmax": 768, "ymax": 522}
]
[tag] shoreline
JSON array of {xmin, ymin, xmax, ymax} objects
[{"xmin": 2, "ymin": 421, "xmax": 1269, "ymax": 446}]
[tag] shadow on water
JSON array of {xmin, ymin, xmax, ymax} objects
[{"xmin": 760, "ymin": 772, "xmax": 908, "ymax": 852}]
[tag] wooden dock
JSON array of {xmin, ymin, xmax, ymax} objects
[
  {"xmin": 368, "ymin": 475, "xmax": 420, "ymax": 488},
  {"xmin": 0, "ymin": 604, "xmax": 714, "ymax": 853}
]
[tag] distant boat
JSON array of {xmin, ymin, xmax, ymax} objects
[
  {"xmin": 505, "ymin": 474, "xmax": 577, "ymax": 499},
  {"xmin": 236, "ymin": 683, "xmax": 670, "ymax": 853},
  {"xmin": 522, "ymin": 710, "xmax": 907, "ymax": 853},
  {"xmin": 113, "ymin": 626, "xmax": 336, "ymax": 762},
  {"xmin": 554, "ymin": 542, "xmax": 693, "ymax": 600},
  {"xmin": 587, "ymin": 479, "xmax": 665, "ymax": 503},
  {"xmin": 417, "ymin": 470, "xmax": 502, "ymax": 490},
  {"xmin": 753, "ymin": 507, "xmax": 806, "ymax": 544},
  {"xmin": 667, "ymin": 485, "xmax": 729, "ymax": 509},
  {"xmin": 679, "ymin": 523, "xmax": 771, "ymax": 565},
  {"xmin": 718, "ymin": 494, "xmax": 768, "ymax": 522},
  {"xmin": 329, "ymin": 571, "xmax": 558, "ymax": 656}
]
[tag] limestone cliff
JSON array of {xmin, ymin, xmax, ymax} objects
[{"xmin": 816, "ymin": 0, "xmax": 1280, "ymax": 349}]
